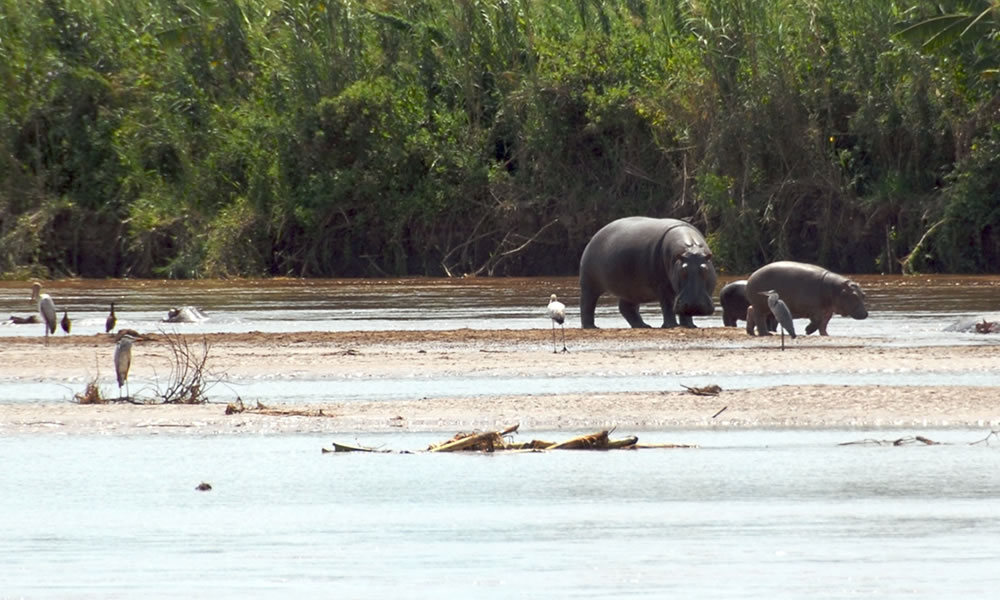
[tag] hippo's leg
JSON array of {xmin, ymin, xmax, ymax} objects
[
  {"xmin": 657, "ymin": 297, "xmax": 680, "ymax": 328},
  {"xmin": 580, "ymin": 287, "xmax": 600, "ymax": 329},
  {"xmin": 805, "ymin": 311, "xmax": 833, "ymax": 335},
  {"xmin": 817, "ymin": 311, "xmax": 833, "ymax": 336},
  {"xmin": 723, "ymin": 310, "xmax": 736, "ymax": 327},
  {"xmin": 746, "ymin": 306, "xmax": 756, "ymax": 335},
  {"xmin": 619, "ymin": 300, "xmax": 651, "ymax": 328},
  {"xmin": 752, "ymin": 305, "xmax": 773, "ymax": 336}
]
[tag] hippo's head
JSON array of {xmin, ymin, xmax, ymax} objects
[
  {"xmin": 670, "ymin": 246, "xmax": 717, "ymax": 317},
  {"xmin": 835, "ymin": 280, "xmax": 868, "ymax": 320}
]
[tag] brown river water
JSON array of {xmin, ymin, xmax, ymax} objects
[{"xmin": 2, "ymin": 274, "xmax": 998, "ymax": 337}]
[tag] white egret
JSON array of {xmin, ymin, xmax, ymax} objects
[
  {"xmin": 105, "ymin": 302, "xmax": 117, "ymax": 333},
  {"xmin": 30, "ymin": 282, "xmax": 57, "ymax": 345},
  {"xmin": 114, "ymin": 334, "xmax": 135, "ymax": 400},
  {"xmin": 546, "ymin": 294, "xmax": 568, "ymax": 353},
  {"xmin": 760, "ymin": 290, "xmax": 796, "ymax": 350}
]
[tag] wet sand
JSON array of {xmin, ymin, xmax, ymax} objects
[{"xmin": 1, "ymin": 328, "xmax": 998, "ymax": 434}]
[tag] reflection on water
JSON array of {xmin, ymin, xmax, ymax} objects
[{"xmin": 1, "ymin": 429, "xmax": 998, "ymax": 598}]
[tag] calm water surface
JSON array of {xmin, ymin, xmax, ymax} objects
[
  {"xmin": 1, "ymin": 429, "xmax": 999, "ymax": 598},
  {"xmin": 3, "ymin": 277, "xmax": 1000, "ymax": 596}
]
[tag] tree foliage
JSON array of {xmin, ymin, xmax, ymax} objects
[{"xmin": 0, "ymin": 0, "xmax": 997, "ymax": 278}]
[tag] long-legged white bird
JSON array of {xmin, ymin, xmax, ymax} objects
[
  {"xmin": 30, "ymin": 282, "xmax": 57, "ymax": 345},
  {"xmin": 760, "ymin": 290, "xmax": 796, "ymax": 350},
  {"xmin": 114, "ymin": 334, "xmax": 135, "ymax": 400},
  {"xmin": 547, "ymin": 294, "xmax": 568, "ymax": 353}
]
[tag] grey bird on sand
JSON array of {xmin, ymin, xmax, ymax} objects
[{"xmin": 760, "ymin": 290, "xmax": 796, "ymax": 350}]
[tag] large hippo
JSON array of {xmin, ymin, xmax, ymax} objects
[
  {"xmin": 745, "ymin": 261, "xmax": 868, "ymax": 336},
  {"xmin": 579, "ymin": 217, "xmax": 717, "ymax": 328}
]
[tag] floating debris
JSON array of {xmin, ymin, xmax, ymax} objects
[
  {"xmin": 975, "ymin": 319, "xmax": 999, "ymax": 334},
  {"xmin": 324, "ymin": 424, "xmax": 697, "ymax": 454},
  {"xmin": 195, "ymin": 482, "xmax": 212, "ymax": 491},
  {"xmin": 839, "ymin": 435, "xmax": 941, "ymax": 446},
  {"xmin": 321, "ymin": 442, "xmax": 390, "ymax": 453}
]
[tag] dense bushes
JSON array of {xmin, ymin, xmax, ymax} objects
[{"xmin": 0, "ymin": 0, "xmax": 997, "ymax": 278}]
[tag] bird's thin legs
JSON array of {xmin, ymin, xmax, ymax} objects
[{"xmin": 551, "ymin": 322, "xmax": 568, "ymax": 353}]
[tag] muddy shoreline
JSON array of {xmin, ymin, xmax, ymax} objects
[{"xmin": 1, "ymin": 328, "xmax": 998, "ymax": 435}]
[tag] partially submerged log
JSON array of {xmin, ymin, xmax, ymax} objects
[
  {"xmin": 322, "ymin": 441, "xmax": 389, "ymax": 453},
  {"xmin": 429, "ymin": 424, "xmax": 520, "ymax": 452},
  {"xmin": 839, "ymin": 435, "xmax": 941, "ymax": 446},
  {"xmin": 546, "ymin": 430, "xmax": 612, "ymax": 450},
  {"xmin": 634, "ymin": 442, "xmax": 698, "ymax": 449},
  {"xmin": 328, "ymin": 425, "xmax": 690, "ymax": 454}
]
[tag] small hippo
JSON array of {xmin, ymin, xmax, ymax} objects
[
  {"xmin": 720, "ymin": 280, "xmax": 776, "ymax": 330},
  {"xmin": 745, "ymin": 261, "xmax": 868, "ymax": 336}
]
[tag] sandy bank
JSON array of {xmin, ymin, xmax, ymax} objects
[{"xmin": 1, "ymin": 328, "xmax": 997, "ymax": 434}]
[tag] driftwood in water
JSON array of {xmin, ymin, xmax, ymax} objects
[
  {"xmin": 429, "ymin": 424, "xmax": 520, "ymax": 452},
  {"xmin": 634, "ymin": 442, "xmax": 698, "ymax": 449},
  {"xmin": 839, "ymin": 435, "xmax": 940, "ymax": 446},
  {"xmin": 326, "ymin": 425, "xmax": 692, "ymax": 454},
  {"xmin": 322, "ymin": 442, "xmax": 389, "ymax": 453},
  {"xmin": 545, "ymin": 430, "xmax": 636, "ymax": 450}
]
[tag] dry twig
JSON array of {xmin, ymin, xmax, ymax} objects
[{"xmin": 155, "ymin": 330, "xmax": 219, "ymax": 404}]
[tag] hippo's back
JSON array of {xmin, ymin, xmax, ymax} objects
[
  {"xmin": 745, "ymin": 261, "xmax": 834, "ymax": 316},
  {"xmin": 580, "ymin": 217, "xmax": 685, "ymax": 289}
]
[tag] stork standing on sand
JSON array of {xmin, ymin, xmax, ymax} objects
[
  {"xmin": 114, "ymin": 334, "xmax": 135, "ymax": 400},
  {"xmin": 760, "ymin": 290, "xmax": 796, "ymax": 350},
  {"xmin": 547, "ymin": 294, "xmax": 568, "ymax": 353},
  {"xmin": 30, "ymin": 282, "xmax": 57, "ymax": 345}
]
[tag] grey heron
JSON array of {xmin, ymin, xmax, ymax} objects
[
  {"xmin": 106, "ymin": 302, "xmax": 117, "ymax": 333},
  {"xmin": 547, "ymin": 294, "xmax": 568, "ymax": 353},
  {"xmin": 760, "ymin": 290, "xmax": 796, "ymax": 350},
  {"xmin": 60, "ymin": 311, "xmax": 71, "ymax": 334},
  {"xmin": 30, "ymin": 282, "xmax": 57, "ymax": 345},
  {"xmin": 114, "ymin": 334, "xmax": 135, "ymax": 400}
]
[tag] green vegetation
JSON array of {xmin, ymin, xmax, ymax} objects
[{"xmin": 1, "ymin": 0, "xmax": 997, "ymax": 278}]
